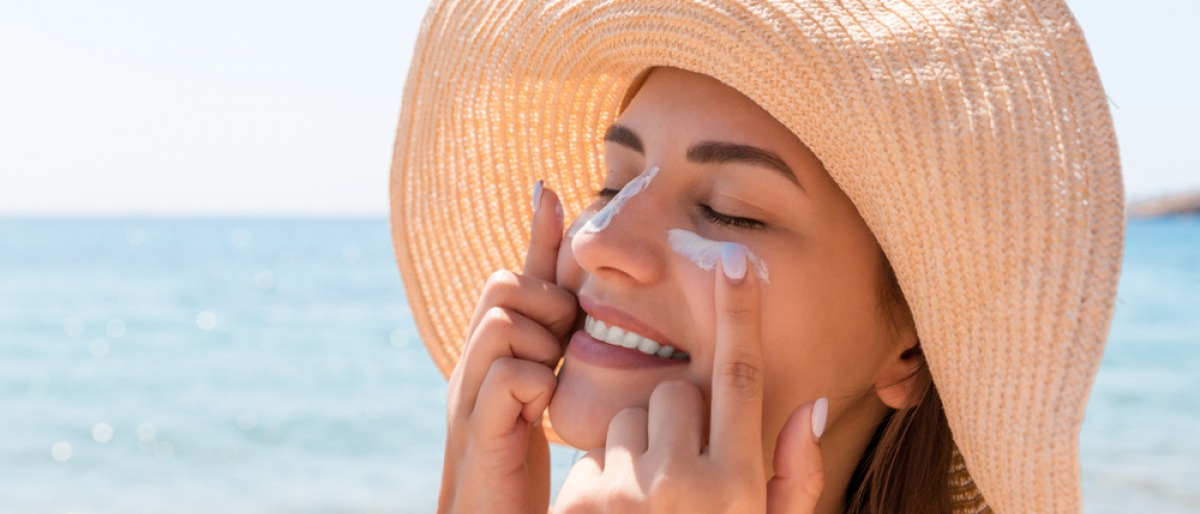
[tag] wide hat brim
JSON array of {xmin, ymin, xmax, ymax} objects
[{"xmin": 390, "ymin": 1, "xmax": 1125, "ymax": 512}]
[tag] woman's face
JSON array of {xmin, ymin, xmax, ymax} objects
[{"xmin": 549, "ymin": 67, "xmax": 913, "ymax": 467}]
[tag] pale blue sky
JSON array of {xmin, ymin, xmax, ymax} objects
[{"xmin": 1, "ymin": 1, "xmax": 1196, "ymax": 217}]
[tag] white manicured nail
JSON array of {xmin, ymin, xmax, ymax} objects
[
  {"xmin": 811, "ymin": 397, "xmax": 828, "ymax": 441},
  {"xmin": 532, "ymin": 179, "xmax": 544, "ymax": 214},
  {"xmin": 720, "ymin": 242, "xmax": 747, "ymax": 281}
]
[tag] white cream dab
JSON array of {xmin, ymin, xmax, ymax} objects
[
  {"xmin": 581, "ymin": 166, "xmax": 660, "ymax": 234},
  {"xmin": 667, "ymin": 228, "xmax": 770, "ymax": 282},
  {"xmin": 565, "ymin": 209, "xmax": 595, "ymax": 238}
]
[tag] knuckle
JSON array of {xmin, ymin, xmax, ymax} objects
[
  {"xmin": 482, "ymin": 269, "xmax": 520, "ymax": 300},
  {"xmin": 485, "ymin": 357, "xmax": 520, "ymax": 382},
  {"xmin": 719, "ymin": 358, "xmax": 763, "ymax": 395},
  {"xmin": 548, "ymin": 289, "xmax": 580, "ymax": 325},
  {"xmin": 654, "ymin": 459, "xmax": 691, "ymax": 487},
  {"xmin": 651, "ymin": 379, "xmax": 697, "ymax": 404},
  {"xmin": 611, "ymin": 406, "xmax": 649, "ymax": 429},
  {"xmin": 524, "ymin": 362, "xmax": 556, "ymax": 389},
  {"xmin": 607, "ymin": 491, "xmax": 638, "ymax": 512},
  {"xmin": 486, "ymin": 268, "xmax": 518, "ymax": 287},
  {"xmin": 479, "ymin": 306, "xmax": 516, "ymax": 332},
  {"xmin": 721, "ymin": 304, "xmax": 756, "ymax": 323},
  {"xmin": 537, "ymin": 370, "xmax": 558, "ymax": 394},
  {"xmin": 650, "ymin": 471, "xmax": 685, "ymax": 501}
]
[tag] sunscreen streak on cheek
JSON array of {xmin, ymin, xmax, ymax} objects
[
  {"xmin": 581, "ymin": 166, "xmax": 660, "ymax": 234},
  {"xmin": 667, "ymin": 229, "xmax": 769, "ymax": 283}
]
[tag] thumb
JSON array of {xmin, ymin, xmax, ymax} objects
[{"xmin": 767, "ymin": 398, "xmax": 827, "ymax": 514}]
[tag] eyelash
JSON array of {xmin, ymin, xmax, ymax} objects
[{"xmin": 594, "ymin": 188, "xmax": 766, "ymax": 229}]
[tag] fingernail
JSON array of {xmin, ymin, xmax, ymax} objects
[
  {"xmin": 811, "ymin": 397, "xmax": 828, "ymax": 442},
  {"xmin": 720, "ymin": 242, "xmax": 747, "ymax": 282},
  {"xmin": 532, "ymin": 180, "xmax": 544, "ymax": 214}
]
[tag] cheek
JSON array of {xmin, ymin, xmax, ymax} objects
[
  {"xmin": 757, "ymin": 257, "xmax": 891, "ymax": 397},
  {"xmin": 759, "ymin": 288, "xmax": 823, "ymax": 381},
  {"xmin": 756, "ymin": 290, "xmax": 847, "ymax": 439}
]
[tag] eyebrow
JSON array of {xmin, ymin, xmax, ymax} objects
[
  {"xmin": 603, "ymin": 124, "xmax": 644, "ymax": 153},
  {"xmin": 687, "ymin": 141, "xmax": 802, "ymax": 190},
  {"xmin": 603, "ymin": 124, "xmax": 803, "ymax": 190}
]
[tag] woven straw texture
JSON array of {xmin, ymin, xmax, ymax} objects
[{"xmin": 390, "ymin": 1, "xmax": 1125, "ymax": 512}]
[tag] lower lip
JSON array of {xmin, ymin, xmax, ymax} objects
[{"xmin": 566, "ymin": 330, "xmax": 688, "ymax": 370}]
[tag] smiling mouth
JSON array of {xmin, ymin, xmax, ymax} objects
[{"xmin": 583, "ymin": 314, "xmax": 690, "ymax": 361}]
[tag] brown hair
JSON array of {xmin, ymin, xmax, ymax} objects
[{"xmin": 844, "ymin": 251, "xmax": 955, "ymax": 514}]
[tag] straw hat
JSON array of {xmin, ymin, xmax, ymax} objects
[{"xmin": 389, "ymin": 1, "xmax": 1125, "ymax": 512}]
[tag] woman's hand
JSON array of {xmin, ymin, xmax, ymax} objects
[
  {"xmin": 438, "ymin": 183, "xmax": 575, "ymax": 514},
  {"xmin": 554, "ymin": 243, "xmax": 827, "ymax": 514}
]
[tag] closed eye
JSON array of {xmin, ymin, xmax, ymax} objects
[
  {"xmin": 598, "ymin": 188, "xmax": 764, "ymax": 229},
  {"xmin": 700, "ymin": 205, "xmax": 765, "ymax": 229}
]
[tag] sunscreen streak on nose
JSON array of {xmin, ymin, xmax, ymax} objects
[
  {"xmin": 667, "ymin": 229, "xmax": 769, "ymax": 283},
  {"xmin": 565, "ymin": 209, "xmax": 596, "ymax": 238},
  {"xmin": 581, "ymin": 166, "xmax": 660, "ymax": 234}
]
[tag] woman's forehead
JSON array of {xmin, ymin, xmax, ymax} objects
[{"xmin": 615, "ymin": 68, "xmax": 827, "ymax": 191}]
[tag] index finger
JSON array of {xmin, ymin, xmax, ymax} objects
[
  {"xmin": 523, "ymin": 181, "xmax": 565, "ymax": 282},
  {"xmin": 709, "ymin": 242, "xmax": 766, "ymax": 468}
]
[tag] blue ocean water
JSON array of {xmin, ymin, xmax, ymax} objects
[{"xmin": 0, "ymin": 218, "xmax": 1196, "ymax": 512}]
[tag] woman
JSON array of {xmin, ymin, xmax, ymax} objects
[{"xmin": 390, "ymin": 1, "xmax": 1124, "ymax": 513}]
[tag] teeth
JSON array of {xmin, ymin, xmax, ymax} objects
[
  {"xmin": 636, "ymin": 338, "xmax": 660, "ymax": 354},
  {"xmin": 583, "ymin": 315, "xmax": 688, "ymax": 360},
  {"xmin": 607, "ymin": 325, "xmax": 627, "ymax": 345},
  {"xmin": 619, "ymin": 331, "xmax": 641, "ymax": 349}
]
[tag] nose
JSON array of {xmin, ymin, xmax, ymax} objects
[{"xmin": 570, "ymin": 170, "xmax": 668, "ymax": 286}]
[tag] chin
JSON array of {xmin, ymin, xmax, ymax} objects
[
  {"xmin": 547, "ymin": 371, "xmax": 615, "ymax": 449},
  {"xmin": 548, "ymin": 362, "xmax": 659, "ymax": 450}
]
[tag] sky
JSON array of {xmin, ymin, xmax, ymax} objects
[{"xmin": 1, "ymin": 0, "xmax": 1196, "ymax": 217}]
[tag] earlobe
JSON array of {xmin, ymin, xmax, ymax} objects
[{"xmin": 873, "ymin": 333, "xmax": 923, "ymax": 410}]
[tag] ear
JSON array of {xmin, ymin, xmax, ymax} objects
[{"xmin": 872, "ymin": 327, "xmax": 922, "ymax": 410}]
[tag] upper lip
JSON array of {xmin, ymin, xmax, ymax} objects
[{"xmin": 577, "ymin": 295, "xmax": 686, "ymax": 355}]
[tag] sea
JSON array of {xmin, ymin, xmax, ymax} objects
[{"xmin": 0, "ymin": 217, "xmax": 1196, "ymax": 513}]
